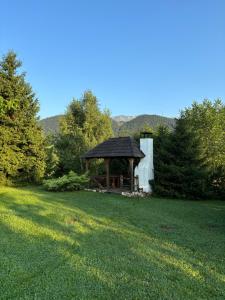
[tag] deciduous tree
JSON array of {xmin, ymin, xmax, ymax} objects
[{"xmin": 56, "ymin": 91, "xmax": 113, "ymax": 174}]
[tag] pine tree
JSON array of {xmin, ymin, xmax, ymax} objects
[
  {"xmin": 153, "ymin": 121, "xmax": 208, "ymax": 199},
  {"xmin": 153, "ymin": 126, "xmax": 176, "ymax": 197},
  {"xmin": 0, "ymin": 51, "xmax": 46, "ymax": 183},
  {"xmin": 170, "ymin": 117, "xmax": 207, "ymax": 198}
]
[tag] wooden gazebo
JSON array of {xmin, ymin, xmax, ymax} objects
[{"xmin": 83, "ymin": 137, "xmax": 145, "ymax": 192}]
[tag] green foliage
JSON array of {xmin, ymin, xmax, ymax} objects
[
  {"xmin": 43, "ymin": 171, "xmax": 89, "ymax": 191},
  {"xmin": 56, "ymin": 90, "xmax": 113, "ymax": 174},
  {"xmin": 153, "ymin": 126, "xmax": 175, "ymax": 197},
  {"xmin": 0, "ymin": 51, "xmax": 46, "ymax": 184},
  {"xmin": 154, "ymin": 119, "xmax": 208, "ymax": 199},
  {"xmin": 209, "ymin": 166, "xmax": 225, "ymax": 199},
  {"xmin": 181, "ymin": 99, "xmax": 225, "ymax": 198},
  {"xmin": 44, "ymin": 137, "xmax": 59, "ymax": 178},
  {"xmin": 170, "ymin": 117, "xmax": 208, "ymax": 198},
  {"xmin": 0, "ymin": 95, "xmax": 19, "ymax": 116},
  {"xmin": 153, "ymin": 100, "xmax": 225, "ymax": 199},
  {"xmin": 0, "ymin": 172, "xmax": 11, "ymax": 186},
  {"xmin": 55, "ymin": 134, "xmax": 86, "ymax": 175}
]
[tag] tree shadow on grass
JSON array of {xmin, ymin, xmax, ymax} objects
[
  {"xmin": 0, "ymin": 187, "xmax": 225, "ymax": 299},
  {"xmin": 30, "ymin": 187, "xmax": 225, "ymax": 256}
]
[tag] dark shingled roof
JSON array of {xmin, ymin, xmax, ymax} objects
[{"xmin": 83, "ymin": 137, "xmax": 145, "ymax": 159}]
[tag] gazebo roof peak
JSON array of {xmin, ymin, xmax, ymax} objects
[{"xmin": 83, "ymin": 136, "xmax": 145, "ymax": 159}]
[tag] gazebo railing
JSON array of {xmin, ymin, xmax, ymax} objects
[{"xmin": 90, "ymin": 175, "xmax": 131, "ymax": 189}]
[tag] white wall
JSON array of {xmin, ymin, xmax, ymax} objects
[{"xmin": 134, "ymin": 138, "xmax": 154, "ymax": 193}]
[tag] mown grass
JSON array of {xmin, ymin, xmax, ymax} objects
[{"xmin": 0, "ymin": 186, "xmax": 224, "ymax": 299}]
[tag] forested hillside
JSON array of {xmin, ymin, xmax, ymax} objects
[
  {"xmin": 117, "ymin": 114, "xmax": 176, "ymax": 135},
  {"xmin": 39, "ymin": 115, "xmax": 63, "ymax": 134},
  {"xmin": 40, "ymin": 114, "xmax": 176, "ymax": 135}
]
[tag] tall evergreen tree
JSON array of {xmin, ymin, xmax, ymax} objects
[
  {"xmin": 153, "ymin": 126, "xmax": 177, "ymax": 197},
  {"xmin": 0, "ymin": 51, "xmax": 46, "ymax": 183},
  {"xmin": 170, "ymin": 117, "xmax": 207, "ymax": 198},
  {"xmin": 56, "ymin": 90, "xmax": 113, "ymax": 174},
  {"xmin": 153, "ymin": 120, "xmax": 207, "ymax": 199}
]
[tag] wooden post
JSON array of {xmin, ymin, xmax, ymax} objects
[
  {"xmin": 104, "ymin": 158, "xmax": 110, "ymax": 191},
  {"xmin": 85, "ymin": 159, "xmax": 89, "ymax": 172},
  {"xmin": 129, "ymin": 158, "xmax": 134, "ymax": 192},
  {"xmin": 120, "ymin": 175, "xmax": 123, "ymax": 188}
]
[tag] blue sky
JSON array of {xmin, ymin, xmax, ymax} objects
[{"xmin": 1, "ymin": 0, "xmax": 225, "ymax": 119}]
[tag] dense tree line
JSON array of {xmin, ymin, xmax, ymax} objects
[
  {"xmin": 0, "ymin": 51, "xmax": 224, "ymax": 199},
  {"xmin": 153, "ymin": 100, "xmax": 225, "ymax": 199},
  {"xmin": 0, "ymin": 52, "xmax": 113, "ymax": 184}
]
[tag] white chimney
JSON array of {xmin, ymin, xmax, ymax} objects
[{"xmin": 134, "ymin": 133, "xmax": 154, "ymax": 193}]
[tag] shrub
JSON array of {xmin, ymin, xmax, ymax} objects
[
  {"xmin": 0, "ymin": 172, "xmax": 12, "ymax": 186},
  {"xmin": 43, "ymin": 171, "xmax": 89, "ymax": 192}
]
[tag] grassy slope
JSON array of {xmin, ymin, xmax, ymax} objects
[{"xmin": 0, "ymin": 187, "xmax": 224, "ymax": 299}]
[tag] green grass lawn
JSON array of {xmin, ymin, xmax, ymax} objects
[{"xmin": 0, "ymin": 187, "xmax": 225, "ymax": 299}]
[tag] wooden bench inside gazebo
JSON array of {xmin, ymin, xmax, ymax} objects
[{"xmin": 83, "ymin": 137, "xmax": 145, "ymax": 192}]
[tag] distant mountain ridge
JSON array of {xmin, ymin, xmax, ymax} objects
[
  {"xmin": 39, "ymin": 114, "xmax": 176, "ymax": 135},
  {"xmin": 112, "ymin": 115, "xmax": 135, "ymax": 123},
  {"xmin": 39, "ymin": 115, "xmax": 63, "ymax": 134},
  {"xmin": 117, "ymin": 114, "xmax": 176, "ymax": 135}
]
